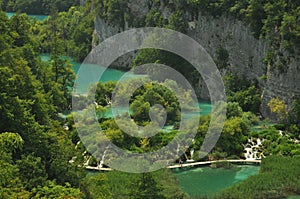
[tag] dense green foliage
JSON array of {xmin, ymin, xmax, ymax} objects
[
  {"xmin": 37, "ymin": 5, "xmax": 94, "ymax": 62},
  {"xmin": 224, "ymin": 73, "xmax": 262, "ymax": 114},
  {"xmin": 250, "ymin": 125, "xmax": 300, "ymax": 157},
  {"xmin": 191, "ymin": 103, "xmax": 259, "ymax": 160},
  {"xmin": 0, "ymin": 10, "xmax": 85, "ymax": 197},
  {"xmin": 81, "ymin": 169, "xmax": 187, "ymax": 198},
  {"xmin": 91, "ymin": 79, "xmax": 259, "ymax": 160},
  {"xmin": 1, "ymin": 0, "xmax": 80, "ymax": 14}
]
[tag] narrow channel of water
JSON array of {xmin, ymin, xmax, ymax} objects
[{"xmin": 5, "ymin": 12, "xmax": 48, "ymax": 20}]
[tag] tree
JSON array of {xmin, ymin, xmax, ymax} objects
[
  {"xmin": 47, "ymin": 127, "xmax": 85, "ymax": 187},
  {"xmin": 0, "ymin": 132, "xmax": 25, "ymax": 195},
  {"xmin": 134, "ymin": 173, "xmax": 165, "ymax": 199},
  {"xmin": 9, "ymin": 14, "xmax": 31, "ymax": 47},
  {"xmin": 216, "ymin": 45, "xmax": 229, "ymax": 69},
  {"xmin": 145, "ymin": 8, "xmax": 167, "ymax": 27},
  {"xmin": 80, "ymin": 173, "xmax": 112, "ymax": 199},
  {"xmin": 226, "ymin": 102, "xmax": 243, "ymax": 118},
  {"xmin": 216, "ymin": 117, "xmax": 250, "ymax": 157},
  {"xmin": 16, "ymin": 154, "xmax": 48, "ymax": 190},
  {"xmin": 268, "ymin": 97, "xmax": 288, "ymax": 122},
  {"xmin": 44, "ymin": 8, "xmax": 76, "ymax": 111},
  {"xmin": 244, "ymin": 0, "xmax": 266, "ymax": 38},
  {"xmin": 31, "ymin": 181, "xmax": 83, "ymax": 199},
  {"xmin": 0, "ymin": 132, "xmax": 23, "ymax": 154},
  {"xmin": 130, "ymin": 96, "xmax": 151, "ymax": 123}
]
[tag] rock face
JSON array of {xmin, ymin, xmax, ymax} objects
[
  {"xmin": 261, "ymin": 51, "xmax": 300, "ymax": 119},
  {"xmin": 186, "ymin": 14, "xmax": 267, "ymax": 99},
  {"xmin": 92, "ymin": 16, "xmax": 134, "ymax": 70},
  {"xmin": 92, "ymin": 2, "xmax": 300, "ymax": 119},
  {"xmin": 188, "ymin": 14, "xmax": 267, "ymax": 80}
]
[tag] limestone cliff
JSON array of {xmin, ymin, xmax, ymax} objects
[{"xmin": 92, "ymin": 1, "xmax": 300, "ymax": 119}]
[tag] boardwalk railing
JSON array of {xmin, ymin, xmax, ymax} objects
[
  {"xmin": 167, "ymin": 159, "xmax": 261, "ymax": 169},
  {"xmin": 85, "ymin": 159, "xmax": 261, "ymax": 171},
  {"xmin": 85, "ymin": 166, "xmax": 113, "ymax": 171}
]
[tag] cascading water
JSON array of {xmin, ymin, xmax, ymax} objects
[
  {"xmin": 244, "ymin": 138, "xmax": 264, "ymax": 160},
  {"xmin": 98, "ymin": 146, "xmax": 109, "ymax": 168},
  {"xmin": 84, "ymin": 156, "xmax": 91, "ymax": 166}
]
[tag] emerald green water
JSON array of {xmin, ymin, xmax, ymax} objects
[
  {"xmin": 174, "ymin": 165, "xmax": 260, "ymax": 197},
  {"xmin": 41, "ymin": 54, "xmax": 144, "ymax": 94},
  {"xmin": 104, "ymin": 101, "xmax": 212, "ymax": 119},
  {"xmin": 251, "ymin": 120, "xmax": 276, "ymax": 132},
  {"xmin": 5, "ymin": 12, "xmax": 48, "ymax": 20}
]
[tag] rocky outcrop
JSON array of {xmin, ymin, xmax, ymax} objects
[
  {"xmin": 186, "ymin": 14, "xmax": 267, "ymax": 99},
  {"xmin": 188, "ymin": 14, "xmax": 267, "ymax": 80},
  {"xmin": 92, "ymin": 16, "xmax": 134, "ymax": 70},
  {"xmin": 261, "ymin": 50, "xmax": 300, "ymax": 119},
  {"xmin": 92, "ymin": 2, "xmax": 300, "ymax": 119}
]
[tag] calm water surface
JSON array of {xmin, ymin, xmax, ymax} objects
[
  {"xmin": 41, "ymin": 54, "xmax": 143, "ymax": 94},
  {"xmin": 174, "ymin": 165, "xmax": 260, "ymax": 197}
]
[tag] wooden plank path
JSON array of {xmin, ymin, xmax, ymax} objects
[
  {"xmin": 85, "ymin": 159, "xmax": 261, "ymax": 171},
  {"xmin": 167, "ymin": 159, "xmax": 261, "ymax": 169},
  {"xmin": 85, "ymin": 166, "xmax": 113, "ymax": 171}
]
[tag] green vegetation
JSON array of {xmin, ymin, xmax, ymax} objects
[
  {"xmin": 0, "ymin": 0, "xmax": 299, "ymax": 198},
  {"xmin": 91, "ymin": 79, "xmax": 259, "ymax": 160},
  {"xmin": 0, "ymin": 10, "xmax": 84, "ymax": 197},
  {"xmin": 37, "ymin": 5, "xmax": 94, "ymax": 62},
  {"xmin": 1, "ymin": 0, "xmax": 80, "ymax": 14},
  {"xmin": 224, "ymin": 73, "xmax": 262, "ymax": 114},
  {"xmin": 81, "ymin": 169, "xmax": 187, "ymax": 198}
]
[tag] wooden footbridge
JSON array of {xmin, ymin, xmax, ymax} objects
[
  {"xmin": 85, "ymin": 159, "xmax": 261, "ymax": 171},
  {"xmin": 167, "ymin": 159, "xmax": 261, "ymax": 169},
  {"xmin": 85, "ymin": 166, "xmax": 113, "ymax": 171}
]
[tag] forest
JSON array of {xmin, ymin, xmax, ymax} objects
[{"xmin": 0, "ymin": 0, "xmax": 299, "ymax": 198}]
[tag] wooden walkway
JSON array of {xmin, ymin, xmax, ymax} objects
[
  {"xmin": 85, "ymin": 166, "xmax": 113, "ymax": 171},
  {"xmin": 167, "ymin": 159, "xmax": 261, "ymax": 169},
  {"xmin": 85, "ymin": 159, "xmax": 261, "ymax": 171}
]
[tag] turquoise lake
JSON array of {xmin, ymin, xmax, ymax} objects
[{"xmin": 174, "ymin": 165, "xmax": 260, "ymax": 197}]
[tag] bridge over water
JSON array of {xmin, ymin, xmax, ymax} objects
[
  {"xmin": 85, "ymin": 159, "xmax": 261, "ymax": 171},
  {"xmin": 167, "ymin": 159, "xmax": 261, "ymax": 169}
]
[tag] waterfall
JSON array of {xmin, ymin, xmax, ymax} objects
[
  {"xmin": 176, "ymin": 143, "xmax": 180, "ymax": 157},
  {"xmin": 244, "ymin": 138, "xmax": 265, "ymax": 160},
  {"xmin": 98, "ymin": 146, "xmax": 109, "ymax": 168},
  {"xmin": 190, "ymin": 148, "xmax": 194, "ymax": 159},
  {"xmin": 75, "ymin": 141, "xmax": 81, "ymax": 149},
  {"xmin": 187, "ymin": 148, "xmax": 195, "ymax": 162},
  {"xmin": 84, "ymin": 156, "xmax": 91, "ymax": 166}
]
